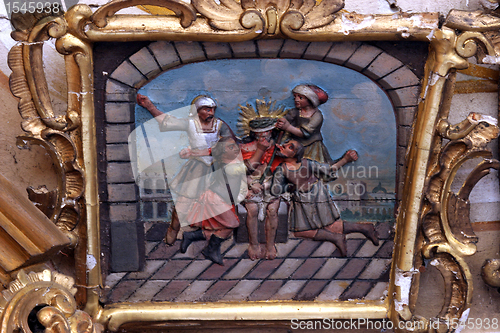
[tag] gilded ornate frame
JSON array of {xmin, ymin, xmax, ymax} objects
[{"xmin": 4, "ymin": 1, "xmax": 500, "ymax": 332}]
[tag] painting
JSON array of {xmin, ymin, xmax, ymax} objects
[
  {"xmin": 104, "ymin": 57, "xmax": 397, "ymax": 304},
  {"xmin": 6, "ymin": 0, "xmax": 500, "ymax": 330}
]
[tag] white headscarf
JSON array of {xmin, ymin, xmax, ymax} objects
[
  {"xmin": 194, "ymin": 96, "xmax": 217, "ymax": 109},
  {"xmin": 190, "ymin": 95, "xmax": 217, "ymax": 116},
  {"xmin": 292, "ymin": 85, "xmax": 328, "ymax": 107}
]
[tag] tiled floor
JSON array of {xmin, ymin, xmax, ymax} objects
[{"xmin": 104, "ymin": 222, "xmax": 393, "ymax": 304}]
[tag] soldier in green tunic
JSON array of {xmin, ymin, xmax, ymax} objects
[{"xmin": 271, "ymin": 140, "xmax": 379, "ymax": 257}]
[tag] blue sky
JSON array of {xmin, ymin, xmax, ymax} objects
[{"xmin": 135, "ymin": 58, "xmax": 396, "ymax": 192}]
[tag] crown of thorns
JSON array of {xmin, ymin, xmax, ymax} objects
[
  {"xmin": 237, "ymin": 99, "xmax": 287, "ymax": 137},
  {"xmin": 248, "ymin": 117, "xmax": 277, "ymax": 132}
]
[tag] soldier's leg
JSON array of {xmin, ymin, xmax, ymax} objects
[
  {"xmin": 295, "ymin": 228, "xmax": 347, "ymax": 257},
  {"xmin": 202, "ymin": 227, "xmax": 233, "ymax": 266},
  {"xmin": 164, "ymin": 208, "xmax": 180, "ymax": 245},
  {"xmin": 343, "ymin": 221, "xmax": 379, "ymax": 246},
  {"xmin": 165, "ymin": 196, "xmax": 194, "ymax": 245}
]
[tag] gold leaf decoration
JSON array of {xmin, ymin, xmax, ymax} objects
[
  {"xmin": 0, "ymin": 270, "xmax": 103, "ymax": 333},
  {"xmin": 237, "ymin": 99, "xmax": 287, "ymax": 137}
]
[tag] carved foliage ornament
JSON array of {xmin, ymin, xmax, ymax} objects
[
  {"xmin": 5, "ymin": 0, "xmax": 500, "ymax": 332},
  {"xmin": 0, "ymin": 270, "xmax": 103, "ymax": 333},
  {"xmin": 89, "ymin": 0, "xmax": 344, "ymax": 38},
  {"xmin": 421, "ymin": 114, "xmax": 499, "ymax": 328}
]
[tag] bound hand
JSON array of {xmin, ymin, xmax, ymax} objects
[
  {"xmin": 257, "ymin": 137, "xmax": 274, "ymax": 150},
  {"xmin": 250, "ymin": 182, "xmax": 263, "ymax": 194}
]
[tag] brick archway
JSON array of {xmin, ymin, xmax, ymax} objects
[{"xmin": 100, "ymin": 40, "xmax": 421, "ymax": 272}]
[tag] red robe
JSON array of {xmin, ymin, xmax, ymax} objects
[{"xmin": 241, "ymin": 144, "xmax": 282, "ymax": 172}]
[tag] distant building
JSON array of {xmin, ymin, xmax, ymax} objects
[{"xmin": 333, "ymin": 180, "xmax": 396, "ymax": 221}]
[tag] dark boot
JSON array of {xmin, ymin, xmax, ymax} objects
[
  {"xmin": 180, "ymin": 229, "xmax": 205, "ymax": 253},
  {"xmin": 202, "ymin": 234, "xmax": 225, "ymax": 265},
  {"xmin": 314, "ymin": 229, "xmax": 347, "ymax": 257}
]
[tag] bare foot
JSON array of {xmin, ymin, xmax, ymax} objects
[
  {"xmin": 331, "ymin": 233, "xmax": 347, "ymax": 257},
  {"xmin": 364, "ymin": 224, "xmax": 379, "ymax": 246},
  {"xmin": 248, "ymin": 244, "xmax": 263, "ymax": 260},
  {"xmin": 344, "ymin": 222, "xmax": 380, "ymax": 246},
  {"xmin": 264, "ymin": 245, "xmax": 277, "ymax": 260}
]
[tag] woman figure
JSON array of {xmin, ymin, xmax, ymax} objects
[
  {"xmin": 276, "ymin": 84, "xmax": 333, "ymax": 163},
  {"xmin": 136, "ymin": 94, "xmax": 234, "ymax": 245}
]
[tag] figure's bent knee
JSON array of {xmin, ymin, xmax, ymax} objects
[
  {"xmin": 267, "ymin": 200, "xmax": 280, "ymax": 215},
  {"xmin": 267, "ymin": 206, "xmax": 278, "ymax": 216},
  {"xmin": 245, "ymin": 204, "xmax": 258, "ymax": 216}
]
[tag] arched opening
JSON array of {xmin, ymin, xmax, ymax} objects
[{"xmin": 95, "ymin": 40, "xmax": 426, "ymax": 303}]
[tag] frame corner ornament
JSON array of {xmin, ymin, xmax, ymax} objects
[{"xmin": 0, "ymin": 269, "xmax": 103, "ymax": 333}]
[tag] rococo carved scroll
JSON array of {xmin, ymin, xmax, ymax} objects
[
  {"xmin": 0, "ymin": 270, "xmax": 102, "ymax": 333},
  {"xmin": 421, "ymin": 114, "xmax": 499, "ymax": 326},
  {"xmin": 388, "ymin": 21, "xmax": 500, "ymax": 332},
  {"xmin": 8, "ymin": 10, "xmax": 86, "ymax": 245}
]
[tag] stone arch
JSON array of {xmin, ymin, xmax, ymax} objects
[{"xmin": 101, "ymin": 40, "xmax": 421, "ymax": 271}]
